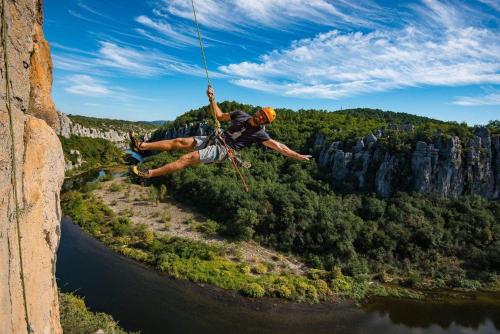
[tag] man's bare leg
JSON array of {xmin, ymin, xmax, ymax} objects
[
  {"xmin": 139, "ymin": 137, "xmax": 196, "ymax": 152},
  {"xmin": 146, "ymin": 151, "xmax": 201, "ymax": 178}
]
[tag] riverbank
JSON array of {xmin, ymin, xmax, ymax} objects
[
  {"xmin": 59, "ymin": 292, "xmax": 135, "ymax": 334},
  {"xmin": 56, "ymin": 218, "xmax": 500, "ymax": 334},
  {"xmin": 61, "ymin": 171, "xmax": 423, "ymax": 303}
]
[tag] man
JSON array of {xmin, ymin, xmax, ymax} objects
[{"xmin": 130, "ymin": 86, "xmax": 311, "ymax": 178}]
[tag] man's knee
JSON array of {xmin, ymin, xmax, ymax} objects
[
  {"xmin": 180, "ymin": 151, "xmax": 200, "ymax": 166},
  {"xmin": 174, "ymin": 137, "xmax": 195, "ymax": 149}
]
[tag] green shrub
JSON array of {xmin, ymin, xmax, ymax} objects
[
  {"xmin": 308, "ymin": 269, "xmax": 327, "ymax": 280},
  {"xmin": 148, "ymin": 186, "xmax": 159, "ymax": 204},
  {"xmin": 330, "ymin": 276, "xmax": 352, "ymax": 295},
  {"xmin": 252, "ymin": 263, "xmax": 268, "ymax": 275},
  {"xmin": 59, "ymin": 292, "xmax": 135, "ymax": 334},
  {"xmin": 241, "ymin": 283, "xmax": 265, "ymax": 297},
  {"xmin": 274, "ymin": 284, "xmax": 293, "ymax": 298},
  {"xmin": 313, "ymin": 279, "xmax": 330, "ymax": 295},
  {"xmin": 119, "ymin": 208, "xmax": 133, "ymax": 218},
  {"xmin": 99, "ymin": 174, "xmax": 113, "ymax": 182},
  {"xmin": 108, "ymin": 183, "xmax": 123, "ymax": 192},
  {"xmin": 159, "ymin": 184, "xmax": 168, "ymax": 200},
  {"xmin": 238, "ymin": 264, "xmax": 251, "ymax": 274},
  {"xmin": 196, "ymin": 219, "xmax": 219, "ymax": 236},
  {"xmin": 161, "ymin": 212, "xmax": 171, "ymax": 224}
]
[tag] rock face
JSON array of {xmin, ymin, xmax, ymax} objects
[
  {"xmin": 58, "ymin": 111, "xmax": 156, "ymax": 170},
  {"xmin": 58, "ymin": 111, "xmax": 131, "ymax": 143},
  {"xmin": 1, "ymin": 0, "xmax": 64, "ymax": 333},
  {"xmin": 28, "ymin": 1, "xmax": 59, "ymax": 131},
  {"xmin": 316, "ymin": 126, "xmax": 500, "ymax": 199},
  {"xmin": 154, "ymin": 122, "xmax": 211, "ymax": 140}
]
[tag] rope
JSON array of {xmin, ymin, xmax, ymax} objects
[
  {"xmin": 189, "ymin": 0, "xmax": 249, "ymax": 192},
  {"xmin": 190, "ymin": 0, "xmax": 210, "ymax": 87},
  {"xmin": 1, "ymin": 0, "xmax": 32, "ymax": 332},
  {"xmin": 189, "ymin": 0, "xmax": 220, "ymax": 129}
]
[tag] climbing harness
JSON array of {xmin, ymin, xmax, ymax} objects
[
  {"xmin": 190, "ymin": 0, "xmax": 250, "ymax": 192},
  {"xmin": 1, "ymin": 0, "xmax": 33, "ymax": 332}
]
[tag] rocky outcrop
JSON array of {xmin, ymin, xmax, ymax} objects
[
  {"xmin": 316, "ymin": 126, "xmax": 500, "ymax": 199},
  {"xmin": 412, "ymin": 137, "xmax": 464, "ymax": 197},
  {"xmin": 65, "ymin": 149, "xmax": 84, "ymax": 172},
  {"xmin": 28, "ymin": 1, "xmax": 59, "ymax": 131},
  {"xmin": 157, "ymin": 122, "xmax": 211, "ymax": 140},
  {"xmin": 58, "ymin": 111, "xmax": 131, "ymax": 143},
  {"xmin": 375, "ymin": 152, "xmax": 398, "ymax": 197},
  {"xmin": 1, "ymin": 0, "xmax": 64, "ymax": 333}
]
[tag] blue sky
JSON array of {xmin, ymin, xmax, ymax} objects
[{"xmin": 45, "ymin": 0, "xmax": 499, "ymax": 124}]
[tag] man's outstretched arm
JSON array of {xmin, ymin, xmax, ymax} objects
[
  {"xmin": 262, "ymin": 139, "xmax": 312, "ymax": 161},
  {"xmin": 207, "ymin": 86, "xmax": 231, "ymax": 122}
]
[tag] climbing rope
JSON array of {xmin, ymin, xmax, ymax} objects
[
  {"xmin": 190, "ymin": 0, "xmax": 219, "ymax": 129},
  {"xmin": 190, "ymin": 0, "xmax": 249, "ymax": 192},
  {"xmin": 1, "ymin": 0, "xmax": 32, "ymax": 332}
]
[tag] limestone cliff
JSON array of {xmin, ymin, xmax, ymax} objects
[
  {"xmin": 28, "ymin": 0, "xmax": 59, "ymax": 131},
  {"xmin": 315, "ymin": 126, "xmax": 499, "ymax": 199},
  {"xmin": 150, "ymin": 121, "xmax": 211, "ymax": 141},
  {"xmin": 58, "ymin": 111, "xmax": 131, "ymax": 143},
  {"xmin": 1, "ymin": 0, "xmax": 64, "ymax": 333},
  {"xmin": 156, "ymin": 121, "xmax": 499, "ymax": 199},
  {"xmin": 58, "ymin": 111, "xmax": 153, "ymax": 146}
]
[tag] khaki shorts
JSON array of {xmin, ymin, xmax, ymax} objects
[{"xmin": 194, "ymin": 136, "xmax": 229, "ymax": 164}]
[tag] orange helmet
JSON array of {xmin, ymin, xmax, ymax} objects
[{"xmin": 262, "ymin": 107, "xmax": 276, "ymax": 123}]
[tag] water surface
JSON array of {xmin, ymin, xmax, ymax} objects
[{"xmin": 56, "ymin": 219, "xmax": 500, "ymax": 334}]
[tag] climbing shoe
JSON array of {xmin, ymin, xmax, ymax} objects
[
  {"xmin": 129, "ymin": 131, "xmax": 144, "ymax": 152},
  {"xmin": 130, "ymin": 165, "xmax": 151, "ymax": 178}
]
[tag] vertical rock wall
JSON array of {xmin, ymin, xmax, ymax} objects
[
  {"xmin": 28, "ymin": 0, "xmax": 59, "ymax": 131},
  {"xmin": 0, "ymin": 0, "xmax": 64, "ymax": 333},
  {"xmin": 315, "ymin": 127, "xmax": 499, "ymax": 199}
]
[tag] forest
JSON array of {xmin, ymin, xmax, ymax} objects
[{"xmin": 140, "ymin": 104, "xmax": 499, "ymax": 290}]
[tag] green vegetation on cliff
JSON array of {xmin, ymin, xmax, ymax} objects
[
  {"xmin": 59, "ymin": 292, "xmax": 136, "ymax": 334},
  {"xmin": 144, "ymin": 104, "xmax": 499, "ymax": 291},
  {"xmin": 141, "ymin": 150, "xmax": 499, "ymax": 291},
  {"xmin": 68, "ymin": 114, "xmax": 159, "ymax": 132},
  {"xmin": 61, "ymin": 187, "xmax": 418, "ymax": 302},
  {"xmin": 154, "ymin": 102, "xmax": 474, "ymax": 149},
  {"xmin": 59, "ymin": 135, "xmax": 124, "ymax": 173}
]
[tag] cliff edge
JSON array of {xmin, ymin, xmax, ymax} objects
[{"xmin": 1, "ymin": 0, "xmax": 64, "ymax": 333}]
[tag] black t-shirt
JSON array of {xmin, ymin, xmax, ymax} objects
[{"xmin": 221, "ymin": 110, "xmax": 271, "ymax": 150}]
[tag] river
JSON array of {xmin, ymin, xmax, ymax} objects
[{"xmin": 56, "ymin": 170, "xmax": 500, "ymax": 334}]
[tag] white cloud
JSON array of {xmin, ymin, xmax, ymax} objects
[
  {"xmin": 53, "ymin": 40, "xmax": 222, "ymax": 79},
  {"xmin": 453, "ymin": 90, "xmax": 500, "ymax": 106},
  {"xmin": 218, "ymin": 2, "xmax": 500, "ymax": 99},
  {"xmin": 135, "ymin": 15, "xmax": 199, "ymax": 47},
  {"xmin": 63, "ymin": 75, "xmax": 164, "ymax": 102},
  {"xmin": 95, "ymin": 41, "xmax": 163, "ymax": 76},
  {"xmin": 157, "ymin": 0, "xmax": 384, "ymax": 32},
  {"xmin": 477, "ymin": 0, "xmax": 500, "ymax": 11},
  {"xmin": 65, "ymin": 75, "xmax": 111, "ymax": 97},
  {"xmin": 77, "ymin": 2, "xmax": 115, "ymax": 21}
]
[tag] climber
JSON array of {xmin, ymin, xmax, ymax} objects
[{"xmin": 130, "ymin": 86, "xmax": 312, "ymax": 179}]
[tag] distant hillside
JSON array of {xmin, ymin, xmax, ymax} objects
[
  {"xmin": 58, "ymin": 112, "xmax": 160, "ymax": 173},
  {"xmin": 154, "ymin": 102, "xmax": 476, "ymax": 148},
  {"xmin": 67, "ymin": 114, "xmax": 159, "ymax": 132},
  {"xmin": 152, "ymin": 102, "xmax": 499, "ymax": 200},
  {"xmin": 141, "ymin": 120, "xmax": 166, "ymax": 126}
]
